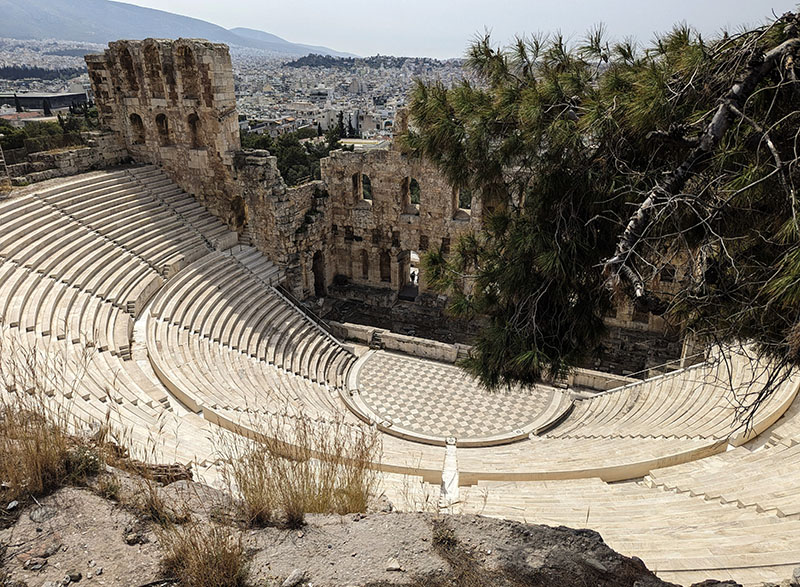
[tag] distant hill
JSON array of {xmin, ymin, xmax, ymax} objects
[
  {"xmin": 229, "ymin": 27, "xmax": 355, "ymax": 58},
  {"xmin": 286, "ymin": 54, "xmax": 451, "ymax": 69},
  {"xmin": 0, "ymin": 0, "xmax": 352, "ymax": 57}
]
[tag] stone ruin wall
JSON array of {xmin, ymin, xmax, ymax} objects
[
  {"xmin": 319, "ymin": 145, "xmax": 482, "ymax": 296},
  {"xmin": 86, "ymin": 38, "xmax": 686, "ymax": 374},
  {"xmin": 6, "ymin": 132, "xmax": 128, "ymax": 186},
  {"xmin": 86, "ymin": 39, "xmax": 242, "ymax": 225}
]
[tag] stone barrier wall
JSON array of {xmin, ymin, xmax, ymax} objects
[{"xmin": 7, "ymin": 131, "xmax": 128, "ymax": 185}]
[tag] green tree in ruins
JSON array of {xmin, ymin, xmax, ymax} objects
[
  {"xmin": 336, "ymin": 111, "xmax": 345, "ymax": 139},
  {"xmin": 404, "ymin": 12, "xmax": 800, "ymax": 421}
]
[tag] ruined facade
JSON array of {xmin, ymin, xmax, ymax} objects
[
  {"xmin": 320, "ymin": 146, "xmax": 481, "ymax": 295},
  {"xmin": 86, "ymin": 39, "xmax": 242, "ymax": 224},
  {"xmin": 87, "ymin": 38, "xmax": 684, "ymax": 374}
]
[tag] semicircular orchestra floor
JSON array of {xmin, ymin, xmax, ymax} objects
[{"xmin": 353, "ymin": 350, "xmax": 570, "ymax": 444}]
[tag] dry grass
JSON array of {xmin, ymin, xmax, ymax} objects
[
  {"xmin": 0, "ymin": 332, "xmax": 103, "ymax": 515},
  {"xmin": 159, "ymin": 522, "xmax": 248, "ymax": 587},
  {"xmin": 95, "ymin": 473, "xmax": 122, "ymax": 501},
  {"xmin": 218, "ymin": 412, "xmax": 381, "ymax": 528}
]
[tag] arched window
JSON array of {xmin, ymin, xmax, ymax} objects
[
  {"xmin": 129, "ymin": 113, "xmax": 145, "ymax": 145},
  {"xmin": 119, "ymin": 47, "xmax": 138, "ymax": 93},
  {"xmin": 361, "ymin": 174, "xmax": 372, "ymax": 200},
  {"xmin": 155, "ymin": 113, "xmax": 170, "ymax": 146},
  {"xmin": 360, "ymin": 249, "xmax": 369, "ymax": 280},
  {"xmin": 452, "ymin": 186, "xmax": 472, "ymax": 220},
  {"xmin": 458, "ymin": 187, "xmax": 472, "ymax": 210},
  {"xmin": 401, "ymin": 177, "xmax": 420, "ymax": 214},
  {"xmin": 379, "ymin": 251, "xmax": 391, "ymax": 283},
  {"xmin": 409, "ymin": 178, "xmax": 421, "ymax": 204},
  {"xmin": 143, "ymin": 44, "xmax": 165, "ymax": 98},
  {"xmin": 178, "ymin": 46, "xmax": 199, "ymax": 100},
  {"xmin": 188, "ymin": 113, "xmax": 201, "ymax": 149}
]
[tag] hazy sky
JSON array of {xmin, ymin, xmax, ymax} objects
[{"xmin": 121, "ymin": 0, "xmax": 796, "ymax": 58}]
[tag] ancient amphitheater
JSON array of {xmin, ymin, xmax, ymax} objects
[{"xmin": 2, "ymin": 39, "xmax": 800, "ymax": 587}]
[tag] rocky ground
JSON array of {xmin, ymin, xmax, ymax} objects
[{"xmin": 0, "ymin": 469, "xmax": 790, "ymax": 587}]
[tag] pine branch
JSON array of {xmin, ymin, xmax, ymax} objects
[{"xmin": 604, "ymin": 27, "xmax": 800, "ymax": 302}]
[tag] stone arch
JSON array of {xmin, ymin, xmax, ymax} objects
[
  {"xmin": 143, "ymin": 43, "xmax": 165, "ymax": 98},
  {"xmin": 351, "ymin": 172, "xmax": 360, "ymax": 200},
  {"xmin": 155, "ymin": 113, "xmax": 170, "ymax": 146},
  {"xmin": 188, "ymin": 113, "xmax": 201, "ymax": 148},
  {"xmin": 379, "ymin": 250, "xmax": 391, "ymax": 283},
  {"xmin": 360, "ymin": 249, "xmax": 369, "ymax": 280},
  {"xmin": 361, "ymin": 174, "xmax": 372, "ymax": 200},
  {"xmin": 119, "ymin": 46, "xmax": 139, "ymax": 93},
  {"xmin": 178, "ymin": 45, "xmax": 199, "ymax": 100},
  {"xmin": 129, "ymin": 113, "xmax": 145, "ymax": 145}
]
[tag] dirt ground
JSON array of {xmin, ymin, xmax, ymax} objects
[{"xmin": 0, "ymin": 475, "xmax": 731, "ymax": 587}]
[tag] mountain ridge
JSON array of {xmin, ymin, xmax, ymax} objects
[{"xmin": 0, "ymin": 0, "xmax": 353, "ymax": 57}]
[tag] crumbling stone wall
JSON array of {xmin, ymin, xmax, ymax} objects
[
  {"xmin": 234, "ymin": 149, "xmax": 333, "ymax": 294},
  {"xmin": 86, "ymin": 39, "xmax": 241, "ymax": 223},
  {"xmin": 7, "ymin": 131, "xmax": 127, "ymax": 185},
  {"xmin": 320, "ymin": 146, "xmax": 481, "ymax": 294}
]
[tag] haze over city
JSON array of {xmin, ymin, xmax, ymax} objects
[{"xmin": 121, "ymin": 0, "xmax": 794, "ymax": 57}]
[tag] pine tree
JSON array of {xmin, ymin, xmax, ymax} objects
[
  {"xmin": 405, "ymin": 12, "xmax": 800, "ymax": 417},
  {"xmin": 336, "ymin": 111, "xmax": 345, "ymax": 139}
]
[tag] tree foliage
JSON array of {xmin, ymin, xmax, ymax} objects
[
  {"xmin": 405, "ymin": 12, "xmax": 800, "ymax": 411},
  {"xmin": 0, "ymin": 112, "xmax": 95, "ymax": 151},
  {"xmin": 240, "ymin": 126, "xmax": 351, "ymax": 187}
]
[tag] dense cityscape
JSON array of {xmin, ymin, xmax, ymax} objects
[{"xmin": 0, "ymin": 37, "xmax": 468, "ymax": 140}]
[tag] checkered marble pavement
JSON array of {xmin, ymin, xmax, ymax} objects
[{"xmin": 357, "ymin": 350, "xmax": 560, "ymax": 440}]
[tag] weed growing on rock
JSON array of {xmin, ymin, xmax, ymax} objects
[{"xmin": 159, "ymin": 522, "xmax": 248, "ymax": 587}]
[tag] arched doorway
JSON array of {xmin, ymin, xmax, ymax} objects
[
  {"xmin": 398, "ymin": 250, "xmax": 419, "ymax": 301},
  {"xmin": 379, "ymin": 250, "xmax": 391, "ymax": 283},
  {"xmin": 230, "ymin": 195, "xmax": 246, "ymax": 230},
  {"xmin": 312, "ymin": 251, "xmax": 326, "ymax": 297}
]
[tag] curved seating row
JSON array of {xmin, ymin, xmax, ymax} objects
[
  {"xmin": 0, "ymin": 166, "xmax": 242, "ymax": 466},
  {"xmin": 547, "ymin": 350, "xmax": 797, "ymax": 443},
  {"xmin": 146, "ymin": 247, "xmax": 353, "ymax": 392},
  {"xmin": 643, "ymin": 369, "xmax": 800, "ymax": 519},
  {"xmin": 460, "ymin": 475, "xmax": 800, "ymax": 585}
]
